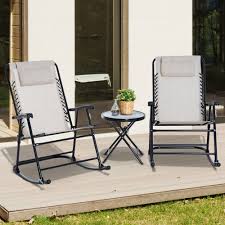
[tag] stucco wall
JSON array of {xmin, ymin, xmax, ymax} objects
[
  {"xmin": 128, "ymin": 0, "xmax": 193, "ymax": 134},
  {"xmin": 26, "ymin": 0, "xmax": 192, "ymax": 135},
  {"xmin": 27, "ymin": 0, "xmax": 75, "ymax": 112}
]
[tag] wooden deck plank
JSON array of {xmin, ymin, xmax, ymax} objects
[{"xmin": 0, "ymin": 124, "xmax": 225, "ymax": 221}]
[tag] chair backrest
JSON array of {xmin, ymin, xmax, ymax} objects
[
  {"xmin": 8, "ymin": 61, "xmax": 72, "ymax": 137},
  {"xmin": 153, "ymin": 56, "xmax": 205, "ymax": 123}
]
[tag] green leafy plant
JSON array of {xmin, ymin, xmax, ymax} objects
[{"xmin": 117, "ymin": 89, "xmax": 136, "ymax": 102}]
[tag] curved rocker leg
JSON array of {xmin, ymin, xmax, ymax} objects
[
  {"xmin": 75, "ymin": 162, "xmax": 110, "ymax": 171},
  {"xmin": 70, "ymin": 151, "xmax": 110, "ymax": 171},
  {"xmin": 13, "ymin": 165, "xmax": 51, "ymax": 184},
  {"xmin": 213, "ymin": 161, "xmax": 221, "ymax": 167},
  {"xmin": 150, "ymin": 159, "xmax": 155, "ymax": 167}
]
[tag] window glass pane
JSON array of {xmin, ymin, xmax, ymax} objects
[
  {"xmin": 75, "ymin": 0, "xmax": 121, "ymax": 128},
  {"xmin": 193, "ymin": 0, "xmax": 225, "ymax": 120}
]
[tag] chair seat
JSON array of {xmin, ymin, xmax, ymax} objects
[{"xmin": 155, "ymin": 121, "xmax": 209, "ymax": 126}]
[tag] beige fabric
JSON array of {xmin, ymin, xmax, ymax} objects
[
  {"xmin": 154, "ymin": 56, "xmax": 203, "ymax": 123},
  {"xmin": 9, "ymin": 61, "xmax": 71, "ymax": 137},
  {"xmin": 160, "ymin": 56, "xmax": 199, "ymax": 77},
  {"xmin": 16, "ymin": 61, "xmax": 56, "ymax": 86}
]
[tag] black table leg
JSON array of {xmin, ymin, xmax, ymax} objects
[
  {"xmin": 103, "ymin": 134, "xmax": 122, "ymax": 155},
  {"xmin": 113, "ymin": 123, "xmax": 143, "ymax": 163},
  {"xmin": 117, "ymin": 122, "xmax": 144, "ymax": 156},
  {"xmin": 103, "ymin": 121, "xmax": 143, "ymax": 165},
  {"xmin": 102, "ymin": 122, "xmax": 133, "ymax": 163},
  {"xmin": 103, "ymin": 122, "xmax": 132, "ymax": 156},
  {"xmin": 113, "ymin": 125, "xmax": 142, "ymax": 157}
]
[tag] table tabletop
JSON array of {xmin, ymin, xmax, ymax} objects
[{"xmin": 101, "ymin": 110, "xmax": 145, "ymax": 122}]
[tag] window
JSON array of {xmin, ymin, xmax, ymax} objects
[
  {"xmin": 75, "ymin": 0, "xmax": 121, "ymax": 129},
  {"xmin": 193, "ymin": 0, "xmax": 225, "ymax": 120}
]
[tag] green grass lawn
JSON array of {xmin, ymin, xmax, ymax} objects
[{"xmin": 2, "ymin": 195, "xmax": 225, "ymax": 225}]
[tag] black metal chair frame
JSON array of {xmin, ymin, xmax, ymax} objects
[
  {"xmin": 148, "ymin": 57, "xmax": 221, "ymax": 168},
  {"xmin": 5, "ymin": 63, "xmax": 110, "ymax": 185}
]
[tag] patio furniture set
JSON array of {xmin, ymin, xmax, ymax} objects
[{"xmin": 4, "ymin": 55, "xmax": 221, "ymax": 185}]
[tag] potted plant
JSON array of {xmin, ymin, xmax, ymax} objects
[{"xmin": 117, "ymin": 89, "xmax": 136, "ymax": 115}]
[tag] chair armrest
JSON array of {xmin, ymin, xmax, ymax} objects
[
  {"xmin": 148, "ymin": 101, "xmax": 154, "ymax": 107},
  {"xmin": 69, "ymin": 105, "xmax": 94, "ymax": 111},
  {"xmin": 70, "ymin": 105, "xmax": 95, "ymax": 128},
  {"xmin": 12, "ymin": 113, "xmax": 33, "ymax": 120}
]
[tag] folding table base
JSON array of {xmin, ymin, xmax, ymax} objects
[{"xmin": 103, "ymin": 121, "xmax": 144, "ymax": 164}]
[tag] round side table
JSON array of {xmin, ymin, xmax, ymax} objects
[{"xmin": 101, "ymin": 110, "xmax": 145, "ymax": 164}]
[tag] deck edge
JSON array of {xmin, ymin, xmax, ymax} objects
[
  {"xmin": 0, "ymin": 205, "xmax": 9, "ymax": 221},
  {"xmin": 5, "ymin": 182, "xmax": 225, "ymax": 222}
]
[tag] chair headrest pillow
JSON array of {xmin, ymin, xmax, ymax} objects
[
  {"xmin": 160, "ymin": 56, "xmax": 200, "ymax": 77},
  {"xmin": 16, "ymin": 60, "xmax": 56, "ymax": 86}
]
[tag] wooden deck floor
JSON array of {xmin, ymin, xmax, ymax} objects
[{"xmin": 0, "ymin": 124, "xmax": 225, "ymax": 221}]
